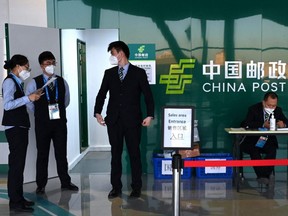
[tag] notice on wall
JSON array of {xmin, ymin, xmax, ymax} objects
[
  {"xmin": 128, "ymin": 44, "xmax": 156, "ymax": 84},
  {"xmin": 162, "ymin": 106, "xmax": 194, "ymax": 149}
]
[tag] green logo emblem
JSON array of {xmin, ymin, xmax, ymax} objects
[
  {"xmin": 138, "ymin": 45, "xmax": 145, "ymax": 53},
  {"xmin": 159, "ymin": 59, "xmax": 195, "ymax": 94}
]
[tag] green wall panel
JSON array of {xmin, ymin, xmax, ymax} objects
[
  {"xmin": 0, "ymin": 131, "xmax": 7, "ymax": 143},
  {"xmin": 48, "ymin": 0, "xmax": 288, "ymax": 173},
  {"xmin": 0, "ymin": 164, "xmax": 8, "ymax": 175}
]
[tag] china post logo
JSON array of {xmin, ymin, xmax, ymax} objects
[
  {"xmin": 159, "ymin": 59, "xmax": 195, "ymax": 94},
  {"xmin": 138, "ymin": 45, "xmax": 145, "ymax": 53}
]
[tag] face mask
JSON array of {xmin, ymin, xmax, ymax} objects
[
  {"xmin": 19, "ymin": 70, "xmax": 30, "ymax": 81},
  {"xmin": 45, "ymin": 65, "xmax": 55, "ymax": 75},
  {"xmin": 109, "ymin": 55, "xmax": 118, "ymax": 65},
  {"xmin": 264, "ymin": 108, "xmax": 274, "ymax": 114}
]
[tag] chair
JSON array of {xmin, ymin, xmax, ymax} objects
[
  {"xmin": 238, "ymin": 121, "xmax": 275, "ymax": 180},
  {"xmin": 239, "ymin": 146, "xmax": 275, "ymax": 189}
]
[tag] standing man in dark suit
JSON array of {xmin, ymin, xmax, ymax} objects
[
  {"xmin": 26, "ymin": 51, "xmax": 78, "ymax": 194},
  {"xmin": 240, "ymin": 92, "xmax": 288, "ymax": 186},
  {"xmin": 94, "ymin": 41, "xmax": 154, "ymax": 199}
]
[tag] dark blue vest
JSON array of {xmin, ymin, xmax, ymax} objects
[
  {"xmin": 33, "ymin": 75, "xmax": 67, "ymax": 124},
  {"xmin": 2, "ymin": 74, "xmax": 30, "ymax": 127}
]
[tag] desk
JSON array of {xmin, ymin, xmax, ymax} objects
[{"xmin": 225, "ymin": 128, "xmax": 288, "ymax": 192}]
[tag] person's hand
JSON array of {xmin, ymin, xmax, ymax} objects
[
  {"xmin": 142, "ymin": 116, "xmax": 153, "ymax": 127},
  {"xmin": 95, "ymin": 113, "xmax": 105, "ymax": 126},
  {"xmin": 28, "ymin": 89, "xmax": 43, "ymax": 102},
  {"xmin": 263, "ymin": 121, "xmax": 270, "ymax": 129},
  {"xmin": 34, "ymin": 88, "xmax": 43, "ymax": 94},
  {"xmin": 277, "ymin": 120, "xmax": 286, "ymax": 128}
]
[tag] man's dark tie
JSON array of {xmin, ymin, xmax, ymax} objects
[
  {"xmin": 119, "ymin": 67, "xmax": 124, "ymax": 82},
  {"xmin": 264, "ymin": 112, "xmax": 270, "ymax": 121},
  {"xmin": 48, "ymin": 76, "xmax": 54, "ymax": 91}
]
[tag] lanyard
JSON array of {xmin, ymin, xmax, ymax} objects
[
  {"xmin": 43, "ymin": 76, "xmax": 58, "ymax": 103},
  {"xmin": 10, "ymin": 73, "xmax": 24, "ymax": 93}
]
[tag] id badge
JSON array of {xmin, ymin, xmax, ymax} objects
[
  {"xmin": 255, "ymin": 136, "xmax": 268, "ymax": 148},
  {"xmin": 48, "ymin": 103, "xmax": 60, "ymax": 120}
]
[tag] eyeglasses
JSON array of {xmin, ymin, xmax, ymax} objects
[
  {"xmin": 23, "ymin": 65, "xmax": 31, "ymax": 72},
  {"xmin": 42, "ymin": 60, "xmax": 57, "ymax": 66}
]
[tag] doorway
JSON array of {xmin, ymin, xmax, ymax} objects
[{"xmin": 77, "ymin": 39, "xmax": 88, "ymax": 151}]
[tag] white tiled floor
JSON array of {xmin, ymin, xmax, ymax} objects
[{"xmin": 1, "ymin": 151, "xmax": 288, "ymax": 216}]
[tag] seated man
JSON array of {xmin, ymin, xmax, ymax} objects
[{"xmin": 240, "ymin": 92, "xmax": 288, "ymax": 186}]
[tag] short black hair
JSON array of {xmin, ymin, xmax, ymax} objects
[
  {"xmin": 3, "ymin": 54, "xmax": 28, "ymax": 70},
  {"xmin": 263, "ymin": 92, "xmax": 278, "ymax": 101},
  {"xmin": 38, "ymin": 51, "xmax": 55, "ymax": 64},
  {"xmin": 108, "ymin": 41, "xmax": 130, "ymax": 59}
]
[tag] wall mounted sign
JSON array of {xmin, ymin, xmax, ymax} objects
[{"xmin": 128, "ymin": 44, "xmax": 156, "ymax": 84}]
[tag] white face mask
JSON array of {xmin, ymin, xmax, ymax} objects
[
  {"xmin": 264, "ymin": 108, "xmax": 274, "ymax": 114},
  {"xmin": 45, "ymin": 65, "xmax": 55, "ymax": 75},
  {"xmin": 19, "ymin": 70, "xmax": 30, "ymax": 81},
  {"xmin": 109, "ymin": 55, "xmax": 118, "ymax": 65}
]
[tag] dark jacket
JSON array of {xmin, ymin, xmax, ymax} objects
[
  {"xmin": 94, "ymin": 64, "xmax": 154, "ymax": 127},
  {"xmin": 241, "ymin": 102, "xmax": 288, "ymax": 148}
]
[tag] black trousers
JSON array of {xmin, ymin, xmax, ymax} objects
[
  {"xmin": 35, "ymin": 120, "xmax": 71, "ymax": 187},
  {"xmin": 240, "ymin": 140, "xmax": 276, "ymax": 178},
  {"xmin": 5, "ymin": 127, "xmax": 29, "ymax": 205},
  {"xmin": 107, "ymin": 118, "xmax": 142, "ymax": 191}
]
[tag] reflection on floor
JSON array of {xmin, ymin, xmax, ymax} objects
[{"xmin": 0, "ymin": 151, "xmax": 288, "ymax": 216}]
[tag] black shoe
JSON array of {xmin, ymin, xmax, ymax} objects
[
  {"xmin": 10, "ymin": 204, "xmax": 34, "ymax": 212},
  {"xmin": 22, "ymin": 199, "xmax": 35, "ymax": 206},
  {"xmin": 36, "ymin": 187, "xmax": 45, "ymax": 194},
  {"xmin": 129, "ymin": 189, "xmax": 141, "ymax": 198},
  {"xmin": 61, "ymin": 182, "xmax": 79, "ymax": 191},
  {"xmin": 108, "ymin": 189, "xmax": 122, "ymax": 199}
]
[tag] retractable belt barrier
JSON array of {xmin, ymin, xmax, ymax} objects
[
  {"xmin": 170, "ymin": 158, "xmax": 288, "ymax": 216},
  {"xmin": 184, "ymin": 159, "xmax": 288, "ymax": 167}
]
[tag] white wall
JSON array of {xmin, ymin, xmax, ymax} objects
[
  {"xmin": 0, "ymin": 0, "xmax": 47, "ymax": 90},
  {"xmin": 0, "ymin": 0, "xmax": 9, "ymax": 165},
  {"xmin": 61, "ymin": 29, "xmax": 118, "ymax": 153},
  {"xmin": 0, "ymin": 0, "xmax": 47, "ymax": 167},
  {"xmin": 61, "ymin": 30, "xmax": 84, "ymax": 165},
  {"xmin": 85, "ymin": 29, "xmax": 118, "ymax": 150},
  {"xmin": 6, "ymin": 0, "xmax": 47, "ymax": 27}
]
